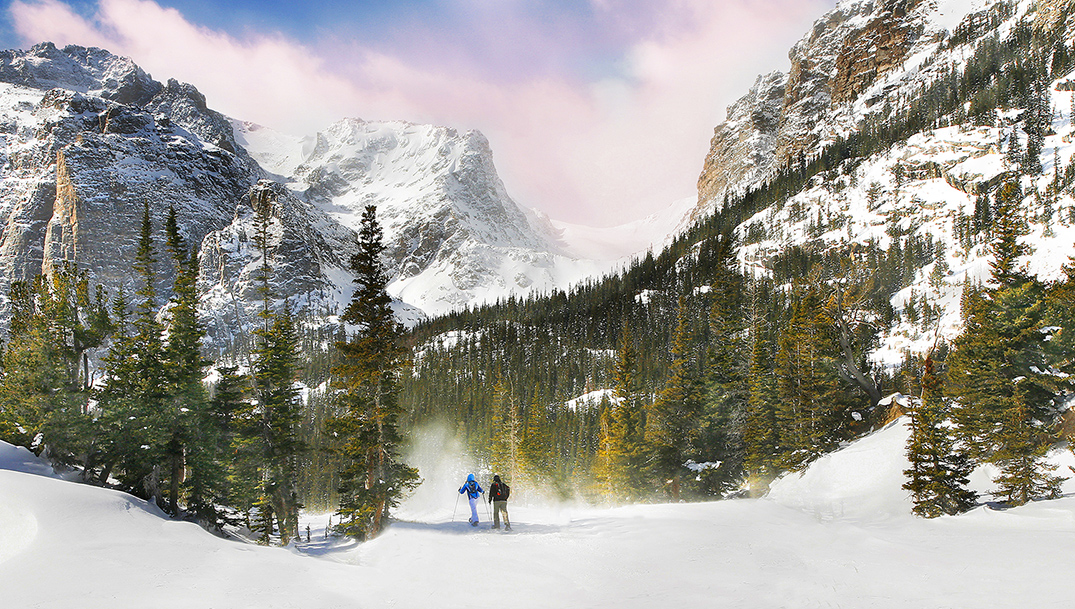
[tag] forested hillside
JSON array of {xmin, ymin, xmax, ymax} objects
[{"xmin": 401, "ymin": 0, "xmax": 1075, "ymax": 510}]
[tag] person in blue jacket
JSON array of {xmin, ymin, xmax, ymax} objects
[{"xmin": 459, "ymin": 473, "xmax": 484, "ymax": 526}]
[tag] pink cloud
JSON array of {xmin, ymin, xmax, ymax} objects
[{"xmin": 8, "ymin": 0, "xmax": 833, "ymax": 226}]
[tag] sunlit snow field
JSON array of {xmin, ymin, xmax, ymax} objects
[{"xmin": 3, "ymin": 420, "xmax": 1075, "ymax": 607}]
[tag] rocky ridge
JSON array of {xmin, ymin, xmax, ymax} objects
[
  {"xmin": 697, "ymin": 0, "xmax": 995, "ymax": 216},
  {"xmin": 705, "ymin": 0, "xmax": 1075, "ymax": 360}
]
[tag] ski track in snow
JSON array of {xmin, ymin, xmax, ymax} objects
[{"xmin": 4, "ymin": 423, "xmax": 1075, "ymax": 608}]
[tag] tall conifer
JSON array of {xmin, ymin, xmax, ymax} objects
[
  {"xmin": 903, "ymin": 355, "xmax": 977, "ymax": 517},
  {"xmin": 97, "ymin": 201, "xmax": 170, "ymax": 504},
  {"xmin": 329, "ymin": 204, "xmax": 418, "ymax": 540}
]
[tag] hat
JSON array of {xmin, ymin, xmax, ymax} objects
[{"xmin": 493, "ymin": 475, "xmax": 501, "ymax": 483}]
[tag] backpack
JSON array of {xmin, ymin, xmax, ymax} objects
[{"xmin": 495, "ymin": 482, "xmax": 510, "ymax": 501}]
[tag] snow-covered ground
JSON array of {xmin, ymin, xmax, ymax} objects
[{"xmin": 4, "ymin": 420, "xmax": 1075, "ymax": 608}]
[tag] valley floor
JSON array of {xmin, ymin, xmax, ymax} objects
[{"xmin": 2, "ymin": 422, "xmax": 1074, "ymax": 608}]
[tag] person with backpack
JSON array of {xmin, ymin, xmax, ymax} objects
[
  {"xmin": 488, "ymin": 474, "xmax": 511, "ymax": 531},
  {"xmin": 458, "ymin": 473, "xmax": 483, "ymax": 526}
]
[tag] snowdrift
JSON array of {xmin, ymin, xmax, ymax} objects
[{"xmin": 4, "ymin": 422, "xmax": 1075, "ymax": 608}]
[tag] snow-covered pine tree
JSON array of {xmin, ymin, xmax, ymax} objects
[{"xmin": 988, "ymin": 181, "xmax": 1029, "ymax": 287}]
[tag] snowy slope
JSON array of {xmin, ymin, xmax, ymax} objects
[
  {"xmin": 234, "ymin": 119, "xmax": 670, "ymax": 316},
  {"xmin": 6, "ymin": 422, "xmax": 1075, "ymax": 608}
]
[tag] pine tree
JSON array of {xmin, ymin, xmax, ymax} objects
[
  {"xmin": 774, "ymin": 279, "xmax": 846, "ymax": 470},
  {"xmin": 903, "ymin": 355, "xmax": 977, "ymax": 517},
  {"xmin": 949, "ymin": 264, "xmax": 1065, "ymax": 505},
  {"xmin": 598, "ymin": 327, "xmax": 649, "ymax": 501},
  {"xmin": 990, "ymin": 396, "xmax": 1065, "ymax": 506},
  {"xmin": 490, "ymin": 375, "xmax": 522, "ymax": 484},
  {"xmin": 742, "ymin": 316, "xmax": 780, "ymax": 494},
  {"xmin": 520, "ymin": 393, "xmax": 553, "ymax": 492},
  {"xmin": 699, "ymin": 239, "xmax": 747, "ymax": 496},
  {"xmin": 0, "ymin": 266, "xmax": 110, "ymax": 466},
  {"xmin": 329, "ymin": 204, "xmax": 419, "ymax": 540},
  {"xmin": 162, "ymin": 206, "xmax": 223, "ymax": 525},
  {"xmin": 236, "ymin": 189, "xmax": 307, "ymax": 543},
  {"xmin": 647, "ymin": 296, "xmax": 704, "ymax": 500},
  {"xmin": 251, "ymin": 299, "xmax": 305, "ymax": 542},
  {"xmin": 96, "ymin": 201, "xmax": 171, "ymax": 505},
  {"xmin": 989, "ymin": 181, "xmax": 1029, "ymax": 287}
]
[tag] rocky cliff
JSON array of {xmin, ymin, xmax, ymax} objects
[
  {"xmin": 697, "ymin": 0, "xmax": 978, "ymax": 212},
  {"xmin": 0, "ymin": 44, "xmax": 258, "ymax": 301}
]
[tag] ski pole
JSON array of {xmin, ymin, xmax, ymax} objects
[
  {"xmin": 484, "ymin": 491, "xmax": 491, "ymax": 521},
  {"xmin": 452, "ymin": 492, "xmax": 461, "ymax": 522}
]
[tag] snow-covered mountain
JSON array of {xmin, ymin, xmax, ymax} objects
[
  {"xmin": 0, "ymin": 42, "xmax": 681, "ymax": 348},
  {"xmin": 697, "ymin": 0, "xmax": 1002, "ymax": 216},
  {"xmin": 234, "ymin": 119, "xmax": 617, "ymax": 316}
]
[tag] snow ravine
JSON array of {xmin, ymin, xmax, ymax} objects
[{"xmin": 3, "ymin": 421, "xmax": 1075, "ymax": 608}]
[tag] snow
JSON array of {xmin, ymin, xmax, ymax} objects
[
  {"xmin": 564, "ymin": 388, "xmax": 620, "ymax": 410},
  {"xmin": 5, "ymin": 419, "xmax": 1075, "ymax": 607},
  {"xmin": 934, "ymin": 0, "xmax": 992, "ymax": 32}
]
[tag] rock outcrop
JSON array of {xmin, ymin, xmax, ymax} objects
[{"xmin": 697, "ymin": 0, "xmax": 970, "ymax": 212}]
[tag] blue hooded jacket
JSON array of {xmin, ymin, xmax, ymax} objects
[{"xmin": 459, "ymin": 474, "xmax": 483, "ymax": 499}]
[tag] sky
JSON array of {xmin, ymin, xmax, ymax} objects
[{"xmin": 0, "ymin": 0, "xmax": 837, "ymax": 226}]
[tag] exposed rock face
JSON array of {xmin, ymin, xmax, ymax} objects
[
  {"xmin": 1035, "ymin": 0, "xmax": 1075, "ymax": 32},
  {"xmin": 831, "ymin": 1, "xmax": 927, "ymax": 105},
  {"xmin": 197, "ymin": 179, "xmax": 361, "ymax": 354},
  {"xmin": 0, "ymin": 81, "xmax": 254, "ymax": 298},
  {"xmin": 696, "ymin": 72, "xmax": 786, "ymax": 221},
  {"xmin": 697, "ymin": 0, "xmax": 958, "ymax": 211},
  {"xmin": 0, "ymin": 43, "xmax": 354, "ymax": 350}
]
